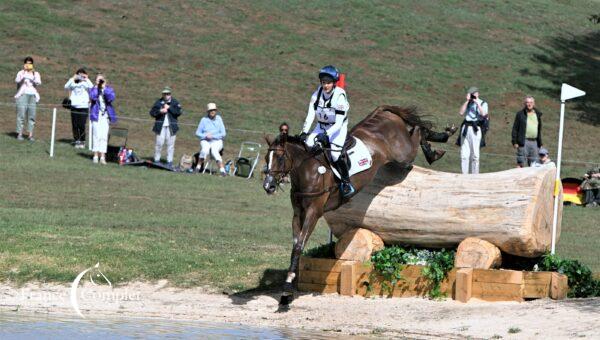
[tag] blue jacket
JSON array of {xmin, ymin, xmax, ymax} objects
[
  {"xmin": 195, "ymin": 114, "xmax": 226, "ymax": 141},
  {"xmin": 89, "ymin": 86, "xmax": 117, "ymax": 123},
  {"xmin": 149, "ymin": 97, "xmax": 182, "ymax": 135}
]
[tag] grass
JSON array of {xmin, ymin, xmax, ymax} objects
[{"xmin": 0, "ymin": 1, "xmax": 598, "ymax": 290}]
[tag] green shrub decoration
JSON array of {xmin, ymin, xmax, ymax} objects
[
  {"xmin": 369, "ymin": 246, "xmax": 455, "ymax": 299},
  {"xmin": 537, "ymin": 253, "xmax": 600, "ymax": 298}
]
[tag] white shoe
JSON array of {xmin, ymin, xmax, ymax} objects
[
  {"xmin": 100, "ymin": 157, "xmax": 106, "ymax": 165},
  {"xmin": 93, "ymin": 156, "xmax": 99, "ymax": 164}
]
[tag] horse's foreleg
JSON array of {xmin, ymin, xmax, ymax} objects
[{"xmin": 281, "ymin": 205, "xmax": 321, "ymax": 304}]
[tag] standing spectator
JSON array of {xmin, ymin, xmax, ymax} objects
[
  {"xmin": 279, "ymin": 122, "xmax": 289, "ymax": 136},
  {"xmin": 512, "ymin": 95, "xmax": 543, "ymax": 167},
  {"xmin": 150, "ymin": 86, "xmax": 182, "ymax": 168},
  {"xmin": 14, "ymin": 56, "xmax": 41, "ymax": 141},
  {"xmin": 531, "ymin": 147, "xmax": 555, "ymax": 167},
  {"xmin": 457, "ymin": 86, "xmax": 488, "ymax": 174},
  {"xmin": 195, "ymin": 103, "xmax": 227, "ymax": 176},
  {"xmin": 65, "ymin": 68, "xmax": 93, "ymax": 148},
  {"xmin": 581, "ymin": 165, "xmax": 600, "ymax": 207},
  {"xmin": 89, "ymin": 74, "xmax": 117, "ymax": 165}
]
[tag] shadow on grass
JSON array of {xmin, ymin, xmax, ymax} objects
[
  {"xmin": 520, "ymin": 30, "xmax": 600, "ymax": 125},
  {"xmin": 4, "ymin": 132, "xmax": 18, "ymax": 138}
]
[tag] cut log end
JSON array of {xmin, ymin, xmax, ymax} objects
[
  {"xmin": 335, "ymin": 228, "xmax": 384, "ymax": 262},
  {"xmin": 455, "ymin": 237, "xmax": 502, "ymax": 269}
]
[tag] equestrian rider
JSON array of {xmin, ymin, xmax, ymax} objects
[{"xmin": 301, "ymin": 65, "xmax": 355, "ymax": 198}]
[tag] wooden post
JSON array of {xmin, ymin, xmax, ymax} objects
[
  {"xmin": 550, "ymin": 272, "xmax": 568, "ymax": 300},
  {"xmin": 455, "ymin": 268, "xmax": 473, "ymax": 303},
  {"xmin": 340, "ymin": 261, "xmax": 357, "ymax": 296}
]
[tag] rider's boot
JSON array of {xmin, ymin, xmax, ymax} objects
[
  {"xmin": 421, "ymin": 141, "xmax": 446, "ymax": 165},
  {"xmin": 334, "ymin": 159, "xmax": 355, "ymax": 198}
]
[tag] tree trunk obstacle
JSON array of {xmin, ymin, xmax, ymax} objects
[{"xmin": 325, "ymin": 165, "xmax": 563, "ymax": 258}]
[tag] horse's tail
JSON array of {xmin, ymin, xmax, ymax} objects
[{"xmin": 377, "ymin": 105, "xmax": 433, "ymax": 130}]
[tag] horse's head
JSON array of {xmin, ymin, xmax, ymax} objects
[{"xmin": 263, "ymin": 134, "xmax": 293, "ymax": 195}]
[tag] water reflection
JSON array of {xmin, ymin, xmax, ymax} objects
[{"xmin": 0, "ymin": 313, "xmax": 340, "ymax": 339}]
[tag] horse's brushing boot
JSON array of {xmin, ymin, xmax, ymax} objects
[
  {"xmin": 335, "ymin": 159, "xmax": 355, "ymax": 198},
  {"xmin": 421, "ymin": 142, "xmax": 446, "ymax": 165}
]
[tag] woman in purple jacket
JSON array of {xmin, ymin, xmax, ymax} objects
[{"xmin": 89, "ymin": 74, "xmax": 117, "ymax": 164}]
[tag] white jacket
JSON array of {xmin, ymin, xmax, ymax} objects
[
  {"xmin": 64, "ymin": 77, "xmax": 93, "ymax": 109},
  {"xmin": 302, "ymin": 86, "xmax": 349, "ymax": 134}
]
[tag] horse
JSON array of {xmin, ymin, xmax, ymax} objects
[{"xmin": 263, "ymin": 105, "xmax": 451, "ymax": 305}]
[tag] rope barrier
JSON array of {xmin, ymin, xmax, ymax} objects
[{"xmin": 1, "ymin": 101, "xmax": 597, "ymax": 166}]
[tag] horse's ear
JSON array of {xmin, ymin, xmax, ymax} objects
[{"xmin": 264, "ymin": 134, "xmax": 274, "ymax": 146}]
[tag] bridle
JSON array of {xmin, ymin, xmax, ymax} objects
[{"xmin": 265, "ymin": 143, "xmax": 294, "ymax": 190}]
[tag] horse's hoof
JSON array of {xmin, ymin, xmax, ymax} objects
[
  {"xmin": 445, "ymin": 124, "xmax": 458, "ymax": 135},
  {"xmin": 279, "ymin": 292, "xmax": 294, "ymax": 305}
]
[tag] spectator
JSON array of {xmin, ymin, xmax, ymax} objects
[
  {"xmin": 512, "ymin": 95, "xmax": 543, "ymax": 167},
  {"xmin": 89, "ymin": 74, "xmax": 117, "ymax": 165},
  {"xmin": 279, "ymin": 122, "xmax": 289, "ymax": 136},
  {"xmin": 149, "ymin": 86, "xmax": 182, "ymax": 168},
  {"xmin": 531, "ymin": 147, "xmax": 555, "ymax": 167},
  {"xmin": 457, "ymin": 86, "xmax": 488, "ymax": 174},
  {"xmin": 581, "ymin": 165, "xmax": 600, "ymax": 207},
  {"xmin": 14, "ymin": 56, "xmax": 41, "ymax": 141},
  {"xmin": 64, "ymin": 68, "xmax": 93, "ymax": 148},
  {"xmin": 195, "ymin": 103, "xmax": 227, "ymax": 176}
]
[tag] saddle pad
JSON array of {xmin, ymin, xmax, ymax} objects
[{"xmin": 330, "ymin": 137, "xmax": 372, "ymax": 179}]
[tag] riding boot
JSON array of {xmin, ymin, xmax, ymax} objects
[
  {"xmin": 421, "ymin": 141, "xmax": 446, "ymax": 165},
  {"xmin": 335, "ymin": 159, "xmax": 355, "ymax": 198}
]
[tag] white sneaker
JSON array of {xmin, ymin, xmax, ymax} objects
[
  {"xmin": 100, "ymin": 157, "xmax": 106, "ymax": 165},
  {"xmin": 93, "ymin": 156, "xmax": 99, "ymax": 164}
]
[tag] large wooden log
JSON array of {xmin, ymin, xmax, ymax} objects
[
  {"xmin": 324, "ymin": 165, "xmax": 562, "ymax": 257},
  {"xmin": 455, "ymin": 237, "xmax": 502, "ymax": 269}
]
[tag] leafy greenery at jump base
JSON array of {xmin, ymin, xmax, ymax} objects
[{"xmin": 0, "ymin": 1, "xmax": 598, "ymax": 292}]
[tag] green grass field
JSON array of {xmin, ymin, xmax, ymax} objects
[{"xmin": 0, "ymin": 0, "xmax": 598, "ymax": 290}]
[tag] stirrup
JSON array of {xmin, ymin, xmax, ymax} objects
[{"xmin": 340, "ymin": 182, "xmax": 356, "ymax": 198}]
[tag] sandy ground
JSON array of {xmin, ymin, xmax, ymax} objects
[{"xmin": 1, "ymin": 281, "xmax": 599, "ymax": 339}]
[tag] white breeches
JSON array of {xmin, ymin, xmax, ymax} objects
[
  {"xmin": 200, "ymin": 139, "xmax": 223, "ymax": 162},
  {"xmin": 91, "ymin": 114, "xmax": 109, "ymax": 153},
  {"xmin": 305, "ymin": 122, "xmax": 347, "ymax": 162}
]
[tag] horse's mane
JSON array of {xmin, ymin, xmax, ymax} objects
[{"xmin": 351, "ymin": 105, "xmax": 433, "ymax": 132}]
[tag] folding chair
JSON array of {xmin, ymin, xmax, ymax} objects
[
  {"xmin": 234, "ymin": 142, "xmax": 261, "ymax": 178},
  {"xmin": 201, "ymin": 148, "xmax": 224, "ymax": 174},
  {"xmin": 107, "ymin": 127, "xmax": 129, "ymax": 162}
]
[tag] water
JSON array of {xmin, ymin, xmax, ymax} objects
[{"xmin": 0, "ymin": 313, "xmax": 338, "ymax": 339}]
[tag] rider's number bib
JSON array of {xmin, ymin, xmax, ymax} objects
[{"xmin": 316, "ymin": 106, "xmax": 336, "ymax": 124}]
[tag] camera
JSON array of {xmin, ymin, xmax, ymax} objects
[{"xmin": 470, "ymin": 93, "xmax": 476, "ymax": 100}]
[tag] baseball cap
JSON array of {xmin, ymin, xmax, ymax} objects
[
  {"xmin": 538, "ymin": 147, "xmax": 549, "ymax": 156},
  {"xmin": 467, "ymin": 86, "xmax": 479, "ymax": 94},
  {"xmin": 161, "ymin": 86, "xmax": 172, "ymax": 94}
]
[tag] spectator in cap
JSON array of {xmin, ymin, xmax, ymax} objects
[
  {"xmin": 149, "ymin": 86, "xmax": 182, "ymax": 167},
  {"xmin": 195, "ymin": 102, "xmax": 227, "ymax": 176},
  {"xmin": 14, "ymin": 56, "xmax": 41, "ymax": 141},
  {"xmin": 532, "ymin": 147, "xmax": 555, "ymax": 167},
  {"xmin": 457, "ymin": 86, "xmax": 489, "ymax": 174},
  {"xmin": 512, "ymin": 95, "xmax": 543, "ymax": 167},
  {"xmin": 65, "ymin": 68, "xmax": 93, "ymax": 148}
]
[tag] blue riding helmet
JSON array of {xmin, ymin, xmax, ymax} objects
[{"xmin": 318, "ymin": 65, "xmax": 339, "ymax": 82}]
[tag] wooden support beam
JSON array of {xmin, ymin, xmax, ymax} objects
[
  {"xmin": 550, "ymin": 273, "xmax": 568, "ymax": 300},
  {"xmin": 456, "ymin": 268, "xmax": 473, "ymax": 303},
  {"xmin": 340, "ymin": 261, "xmax": 357, "ymax": 296}
]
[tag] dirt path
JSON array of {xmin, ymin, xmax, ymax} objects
[{"xmin": 1, "ymin": 281, "xmax": 598, "ymax": 338}]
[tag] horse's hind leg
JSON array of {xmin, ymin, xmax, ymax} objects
[{"xmin": 420, "ymin": 128, "xmax": 446, "ymax": 165}]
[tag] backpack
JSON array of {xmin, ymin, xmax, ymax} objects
[{"xmin": 179, "ymin": 154, "xmax": 193, "ymax": 171}]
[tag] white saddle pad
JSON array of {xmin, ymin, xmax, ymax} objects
[{"xmin": 330, "ymin": 137, "xmax": 372, "ymax": 179}]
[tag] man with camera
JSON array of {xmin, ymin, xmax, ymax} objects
[
  {"xmin": 458, "ymin": 86, "xmax": 488, "ymax": 174},
  {"xmin": 149, "ymin": 86, "xmax": 182, "ymax": 168},
  {"xmin": 64, "ymin": 68, "xmax": 93, "ymax": 149}
]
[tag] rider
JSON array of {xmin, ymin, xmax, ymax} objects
[{"xmin": 301, "ymin": 65, "xmax": 355, "ymax": 198}]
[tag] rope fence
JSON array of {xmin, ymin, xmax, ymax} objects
[{"xmin": 2, "ymin": 101, "xmax": 597, "ymax": 170}]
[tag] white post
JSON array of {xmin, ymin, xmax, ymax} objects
[
  {"xmin": 88, "ymin": 115, "xmax": 93, "ymax": 150},
  {"xmin": 50, "ymin": 108, "xmax": 57, "ymax": 158},
  {"xmin": 550, "ymin": 101, "xmax": 565, "ymax": 254}
]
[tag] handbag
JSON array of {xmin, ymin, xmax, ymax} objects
[{"xmin": 62, "ymin": 97, "xmax": 71, "ymax": 109}]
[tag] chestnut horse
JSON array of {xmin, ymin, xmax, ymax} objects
[{"xmin": 263, "ymin": 105, "xmax": 449, "ymax": 304}]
